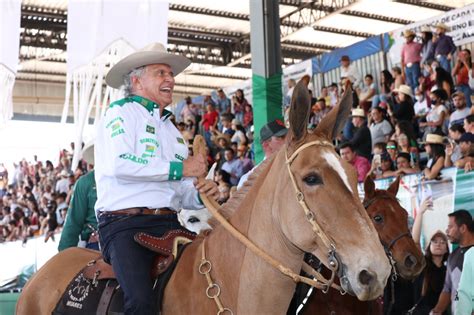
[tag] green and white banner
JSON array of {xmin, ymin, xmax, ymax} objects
[{"xmin": 359, "ymin": 167, "xmax": 474, "ymax": 249}]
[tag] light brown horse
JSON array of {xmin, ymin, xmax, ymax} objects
[
  {"xmin": 17, "ymin": 81, "xmax": 391, "ymax": 315},
  {"xmin": 296, "ymin": 176, "xmax": 426, "ymax": 315}
]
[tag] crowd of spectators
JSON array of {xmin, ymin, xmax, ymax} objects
[
  {"xmin": 0, "ymin": 147, "xmax": 92, "ymax": 244},
  {"xmin": 1, "ymin": 24, "xmax": 473, "ymax": 249}
]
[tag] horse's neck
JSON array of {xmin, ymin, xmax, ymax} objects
[{"xmin": 207, "ymin": 164, "xmax": 304, "ymax": 314}]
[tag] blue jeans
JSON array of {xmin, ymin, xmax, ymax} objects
[
  {"xmin": 437, "ymin": 54, "xmax": 451, "ymax": 73},
  {"xmin": 405, "ymin": 62, "xmax": 420, "ymax": 93},
  {"xmin": 457, "ymin": 84, "xmax": 472, "ymax": 108},
  {"xmin": 98, "ymin": 213, "xmax": 183, "ymax": 315}
]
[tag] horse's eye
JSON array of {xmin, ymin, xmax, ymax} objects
[
  {"xmin": 303, "ymin": 173, "xmax": 323, "ymax": 186},
  {"xmin": 188, "ymin": 216, "xmax": 200, "ymax": 223},
  {"xmin": 373, "ymin": 215, "xmax": 384, "ymax": 224}
]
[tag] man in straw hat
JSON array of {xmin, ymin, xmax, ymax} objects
[
  {"xmin": 347, "ymin": 108, "xmax": 372, "ymax": 160},
  {"xmin": 401, "ymin": 29, "xmax": 422, "ymax": 93},
  {"xmin": 95, "ymin": 42, "xmax": 218, "ymax": 314},
  {"xmin": 433, "ymin": 22, "xmax": 456, "ymax": 73}
]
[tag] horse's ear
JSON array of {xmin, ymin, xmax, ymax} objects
[
  {"xmin": 314, "ymin": 80, "xmax": 353, "ymax": 140},
  {"xmin": 287, "ymin": 80, "xmax": 311, "ymax": 143},
  {"xmin": 363, "ymin": 176, "xmax": 376, "ymax": 202},
  {"xmin": 387, "ymin": 176, "xmax": 401, "ymax": 196}
]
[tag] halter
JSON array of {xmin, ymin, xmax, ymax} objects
[
  {"xmin": 363, "ymin": 195, "xmax": 412, "ymax": 281},
  {"xmin": 285, "ymin": 140, "xmax": 342, "ymax": 293},
  {"xmin": 197, "ymin": 139, "xmax": 348, "ymax": 314}
]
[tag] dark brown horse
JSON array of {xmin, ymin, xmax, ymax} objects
[{"xmin": 295, "ymin": 176, "xmax": 425, "ymax": 315}]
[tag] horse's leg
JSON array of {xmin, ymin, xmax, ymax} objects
[{"xmin": 16, "ymin": 247, "xmax": 100, "ymax": 315}]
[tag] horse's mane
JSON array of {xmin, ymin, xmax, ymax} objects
[{"xmin": 208, "ymin": 156, "xmax": 274, "ymax": 228}]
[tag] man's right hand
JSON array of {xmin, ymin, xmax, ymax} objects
[{"xmin": 183, "ymin": 154, "xmax": 207, "ymax": 178}]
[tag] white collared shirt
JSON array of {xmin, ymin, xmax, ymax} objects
[{"xmin": 94, "ymin": 95, "xmax": 203, "ymax": 214}]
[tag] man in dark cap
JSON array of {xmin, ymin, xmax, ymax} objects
[{"xmin": 237, "ymin": 119, "xmax": 287, "ymax": 188}]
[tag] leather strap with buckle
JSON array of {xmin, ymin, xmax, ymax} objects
[{"xmin": 100, "ymin": 207, "xmax": 174, "ymax": 216}]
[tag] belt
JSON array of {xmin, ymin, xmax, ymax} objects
[{"xmin": 100, "ymin": 207, "xmax": 175, "ymax": 217}]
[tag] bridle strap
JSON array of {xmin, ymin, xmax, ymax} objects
[{"xmin": 385, "ymin": 232, "xmax": 412, "ymax": 251}]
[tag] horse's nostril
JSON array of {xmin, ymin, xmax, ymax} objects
[
  {"xmin": 404, "ymin": 254, "xmax": 417, "ymax": 269},
  {"xmin": 358, "ymin": 269, "xmax": 375, "ymax": 286}
]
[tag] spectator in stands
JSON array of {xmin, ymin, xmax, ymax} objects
[
  {"xmin": 358, "ymin": 74, "xmax": 377, "ymax": 112},
  {"xmin": 369, "ymin": 151, "xmax": 396, "ymax": 179},
  {"xmin": 397, "ymin": 132, "xmax": 420, "ymax": 169},
  {"xmin": 414, "ymin": 87, "xmax": 429, "ymax": 129},
  {"xmin": 55, "ymin": 192, "xmax": 68, "ymax": 226},
  {"xmin": 230, "ymin": 119, "xmax": 247, "ymax": 145},
  {"xmin": 201, "ymin": 103, "xmax": 219, "ymax": 148},
  {"xmin": 372, "ymin": 70, "xmax": 395, "ymax": 108},
  {"xmin": 457, "ymin": 246, "xmax": 474, "ymax": 314},
  {"xmin": 449, "ymin": 91, "xmax": 471, "ymax": 127},
  {"xmin": 339, "ymin": 142, "xmax": 370, "ymax": 182},
  {"xmin": 421, "ymin": 89, "xmax": 448, "ymax": 137},
  {"xmin": 395, "ymin": 152, "xmax": 418, "ymax": 175},
  {"xmin": 386, "ymin": 140, "xmax": 399, "ymax": 166},
  {"xmin": 55, "ymin": 170, "xmax": 70, "ymax": 194},
  {"xmin": 388, "ymin": 84, "xmax": 415, "ymax": 126},
  {"xmin": 435, "ymin": 67, "xmax": 455, "ymax": 103},
  {"xmin": 411, "ymin": 197, "xmax": 449, "ymax": 315},
  {"xmin": 369, "ymin": 106, "xmax": 392, "ymax": 148},
  {"xmin": 431, "ymin": 210, "xmax": 474, "ymax": 315},
  {"xmin": 181, "ymin": 96, "xmax": 196, "ymax": 124},
  {"xmin": 328, "ymin": 82, "xmax": 339, "ymax": 107},
  {"xmin": 320, "ymin": 86, "xmax": 331, "ymax": 107},
  {"xmin": 420, "ymin": 26, "xmax": 435, "ymax": 71},
  {"xmin": 347, "ymin": 108, "xmax": 372, "ymax": 159},
  {"xmin": 432, "ymin": 23, "xmax": 456, "ymax": 73},
  {"xmin": 243, "ymin": 104, "xmax": 253, "ymax": 130},
  {"xmin": 465, "ymin": 114, "xmax": 474, "ymax": 133},
  {"xmin": 423, "ymin": 134, "xmax": 445, "ymax": 180},
  {"xmin": 453, "ymin": 132, "xmax": 474, "ymax": 171},
  {"xmin": 392, "ymin": 66, "xmax": 405, "ymax": 90},
  {"xmin": 232, "ymin": 89, "xmax": 247, "ymax": 123},
  {"xmin": 237, "ymin": 144, "xmax": 253, "ymax": 175},
  {"xmin": 309, "ymin": 98, "xmax": 330, "ymax": 128},
  {"xmin": 340, "ymin": 55, "xmax": 361, "ymax": 88},
  {"xmin": 216, "ymin": 88, "xmax": 231, "ymax": 115},
  {"xmin": 219, "ymin": 113, "xmax": 234, "ymax": 137},
  {"xmin": 401, "ymin": 29, "xmax": 422, "ymax": 93},
  {"xmin": 453, "ymin": 49, "xmax": 473, "ymax": 108},
  {"xmin": 445, "ymin": 124, "xmax": 465, "ymax": 167},
  {"xmin": 221, "ymin": 148, "xmax": 243, "ymax": 186}
]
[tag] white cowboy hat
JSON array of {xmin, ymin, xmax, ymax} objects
[
  {"xmin": 105, "ymin": 42, "xmax": 191, "ymax": 89},
  {"xmin": 434, "ymin": 23, "xmax": 450, "ymax": 31},
  {"xmin": 394, "ymin": 84, "xmax": 413, "ymax": 98},
  {"xmin": 420, "ymin": 26, "xmax": 432, "ymax": 33},
  {"xmin": 350, "ymin": 108, "xmax": 366, "ymax": 118},
  {"xmin": 423, "ymin": 134, "xmax": 445, "ymax": 145}
]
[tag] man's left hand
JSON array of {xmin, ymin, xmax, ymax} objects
[{"xmin": 195, "ymin": 179, "xmax": 219, "ymax": 201}]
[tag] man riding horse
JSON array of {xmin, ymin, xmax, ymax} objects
[{"xmin": 95, "ymin": 42, "xmax": 218, "ymax": 314}]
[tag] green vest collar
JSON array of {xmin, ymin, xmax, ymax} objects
[{"xmin": 130, "ymin": 95, "xmax": 172, "ymax": 121}]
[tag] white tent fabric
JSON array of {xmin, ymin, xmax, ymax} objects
[
  {"xmin": 0, "ymin": 0, "xmax": 21, "ymax": 125},
  {"xmin": 65, "ymin": 0, "xmax": 169, "ymax": 169}
]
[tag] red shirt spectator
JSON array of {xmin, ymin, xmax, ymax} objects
[
  {"xmin": 201, "ymin": 105, "xmax": 218, "ymax": 132},
  {"xmin": 340, "ymin": 143, "xmax": 371, "ymax": 182}
]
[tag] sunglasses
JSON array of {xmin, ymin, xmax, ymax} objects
[{"xmin": 387, "ymin": 145, "xmax": 397, "ymax": 149}]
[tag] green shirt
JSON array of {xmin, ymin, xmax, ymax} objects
[{"xmin": 58, "ymin": 170, "xmax": 98, "ymax": 251}]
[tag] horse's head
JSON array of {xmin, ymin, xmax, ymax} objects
[
  {"xmin": 363, "ymin": 176, "xmax": 425, "ymax": 280},
  {"xmin": 273, "ymin": 80, "xmax": 391, "ymax": 301}
]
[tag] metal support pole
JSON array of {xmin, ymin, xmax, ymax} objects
[{"xmin": 250, "ymin": 0, "xmax": 282, "ymax": 163}]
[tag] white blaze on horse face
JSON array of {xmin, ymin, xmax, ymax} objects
[{"xmin": 322, "ymin": 152, "xmax": 353, "ymax": 194}]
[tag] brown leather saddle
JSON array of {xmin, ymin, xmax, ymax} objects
[
  {"xmin": 83, "ymin": 229, "xmax": 196, "ymax": 281},
  {"xmin": 52, "ymin": 229, "xmax": 196, "ymax": 315}
]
